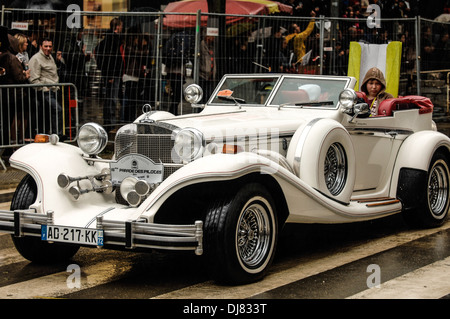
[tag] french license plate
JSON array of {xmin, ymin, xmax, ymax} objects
[{"xmin": 41, "ymin": 225, "xmax": 104, "ymax": 247}]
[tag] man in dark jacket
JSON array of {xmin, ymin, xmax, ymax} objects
[
  {"xmin": 95, "ymin": 18, "xmax": 123, "ymax": 127},
  {"xmin": 64, "ymin": 28, "xmax": 91, "ymax": 101}
]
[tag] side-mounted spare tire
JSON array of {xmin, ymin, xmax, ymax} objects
[
  {"xmin": 204, "ymin": 183, "xmax": 278, "ymax": 284},
  {"xmin": 10, "ymin": 174, "xmax": 80, "ymax": 263},
  {"xmin": 287, "ymin": 119, "xmax": 356, "ymax": 204}
]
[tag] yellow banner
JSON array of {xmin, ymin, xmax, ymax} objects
[{"xmin": 347, "ymin": 41, "xmax": 402, "ymax": 97}]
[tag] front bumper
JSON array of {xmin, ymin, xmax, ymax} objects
[{"xmin": 0, "ymin": 209, "xmax": 203, "ymax": 255}]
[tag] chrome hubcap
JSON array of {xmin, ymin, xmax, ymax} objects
[
  {"xmin": 237, "ymin": 201, "xmax": 272, "ymax": 269},
  {"xmin": 428, "ymin": 160, "xmax": 449, "ymax": 218},
  {"xmin": 324, "ymin": 143, "xmax": 347, "ymax": 196}
]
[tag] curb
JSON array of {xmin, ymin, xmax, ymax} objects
[
  {"xmin": 0, "ymin": 188, "xmax": 15, "ymax": 203},
  {"xmin": 0, "ymin": 167, "xmax": 25, "ymax": 203}
]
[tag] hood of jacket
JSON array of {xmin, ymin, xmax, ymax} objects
[
  {"xmin": 8, "ymin": 34, "xmax": 20, "ymax": 55},
  {"xmin": 361, "ymin": 67, "xmax": 387, "ymax": 95}
]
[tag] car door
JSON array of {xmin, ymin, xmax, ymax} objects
[{"xmin": 348, "ymin": 128, "xmax": 401, "ymax": 192}]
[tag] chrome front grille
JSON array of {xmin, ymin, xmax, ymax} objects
[
  {"xmin": 136, "ymin": 135, "xmax": 174, "ymax": 164},
  {"xmin": 115, "ymin": 128, "xmax": 178, "ymax": 180}
]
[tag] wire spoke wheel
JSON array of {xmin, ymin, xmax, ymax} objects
[
  {"xmin": 204, "ymin": 183, "xmax": 277, "ymax": 284},
  {"xmin": 428, "ymin": 159, "xmax": 450, "ymax": 218},
  {"xmin": 324, "ymin": 142, "xmax": 347, "ymax": 196},
  {"xmin": 236, "ymin": 200, "xmax": 272, "ymax": 269}
]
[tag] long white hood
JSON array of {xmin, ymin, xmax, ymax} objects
[{"xmin": 153, "ymin": 105, "xmax": 340, "ymax": 140}]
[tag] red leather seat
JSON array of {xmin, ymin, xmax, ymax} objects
[
  {"xmin": 356, "ymin": 91, "xmax": 368, "ymax": 103},
  {"xmin": 377, "ymin": 96, "xmax": 433, "ymax": 116}
]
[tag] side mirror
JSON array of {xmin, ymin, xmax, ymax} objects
[
  {"xmin": 355, "ymin": 102, "xmax": 370, "ymax": 115},
  {"xmin": 349, "ymin": 102, "xmax": 370, "ymax": 123},
  {"xmin": 339, "ymin": 89, "xmax": 371, "ymax": 123},
  {"xmin": 339, "ymin": 88, "xmax": 357, "ymax": 115}
]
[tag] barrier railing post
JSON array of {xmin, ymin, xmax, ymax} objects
[
  {"xmin": 0, "ymin": 83, "xmax": 79, "ymax": 149},
  {"xmin": 416, "ymin": 16, "xmax": 421, "ymax": 96}
]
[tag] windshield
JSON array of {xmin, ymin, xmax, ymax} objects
[
  {"xmin": 210, "ymin": 77, "xmax": 278, "ymax": 105},
  {"xmin": 270, "ymin": 77, "xmax": 349, "ymax": 107},
  {"xmin": 209, "ymin": 75, "xmax": 350, "ymax": 108}
]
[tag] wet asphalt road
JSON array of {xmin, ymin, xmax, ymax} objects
[{"xmin": 0, "ymin": 209, "xmax": 449, "ymax": 303}]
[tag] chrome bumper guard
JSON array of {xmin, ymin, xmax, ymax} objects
[{"xmin": 0, "ymin": 209, "xmax": 203, "ymax": 255}]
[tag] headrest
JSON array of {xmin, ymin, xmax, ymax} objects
[{"xmin": 298, "ymin": 84, "xmax": 321, "ymax": 101}]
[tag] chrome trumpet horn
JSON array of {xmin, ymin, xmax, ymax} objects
[
  {"xmin": 119, "ymin": 177, "xmax": 159, "ymax": 207},
  {"xmin": 68, "ymin": 180, "xmax": 113, "ymax": 201},
  {"xmin": 57, "ymin": 169, "xmax": 113, "ymax": 201},
  {"xmin": 57, "ymin": 174, "xmax": 88, "ymax": 189},
  {"xmin": 57, "ymin": 169, "xmax": 110, "ymax": 188}
]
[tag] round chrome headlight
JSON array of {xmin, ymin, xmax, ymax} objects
[
  {"xmin": 77, "ymin": 123, "xmax": 108, "ymax": 155},
  {"xmin": 339, "ymin": 88, "xmax": 357, "ymax": 110},
  {"xmin": 184, "ymin": 84, "xmax": 203, "ymax": 104},
  {"xmin": 172, "ymin": 128, "xmax": 204, "ymax": 163}
]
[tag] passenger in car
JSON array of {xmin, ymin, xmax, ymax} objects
[{"xmin": 360, "ymin": 67, "xmax": 394, "ymax": 116}]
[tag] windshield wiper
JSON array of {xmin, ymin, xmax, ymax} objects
[
  {"xmin": 278, "ymin": 100, "xmax": 334, "ymax": 110},
  {"xmin": 218, "ymin": 95, "xmax": 247, "ymax": 105},
  {"xmin": 294, "ymin": 100, "xmax": 334, "ymax": 106}
]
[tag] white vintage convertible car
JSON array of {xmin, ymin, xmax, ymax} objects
[{"xmin": 1, "ymin": 74, "xmax": 449, "ymax": 284}]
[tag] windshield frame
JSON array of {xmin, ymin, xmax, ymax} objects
[
  {"xmin": 268, "ymin": 75, "xmax": 353, "ymax": 110},
  {"xmin": 207, "ymin": 74, "xmax": 282, "ymax": 106},
  {"xmin": 206, "ymin": 74, "xmax": 353, "ymax": 110}
]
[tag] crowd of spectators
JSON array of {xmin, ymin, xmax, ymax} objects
[
  {"xmin": 281, "ymin": 0, "xmax": 450, "ymax": 20},
  {"xmin": 157, "ymin": 0, "xmax": 450, "ymax": 111},
  {"xmin": 0, "ymin": 25, "xmax": 73, "ymax": 145},
  {"xmin": 256, "ymin": 0, "xmax": 450, "ymax": 77}
]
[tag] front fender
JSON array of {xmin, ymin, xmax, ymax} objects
[
  {"xmin": 391, "ymin": 130, "xmax": 450, "ymax": 193},
  {"xmin": 138, "ymin": 152, "xmax": 292, "ymax": 221},
  {"xmin": 9, "ymin": 142, "xmax": 114, "ymax": 216}
]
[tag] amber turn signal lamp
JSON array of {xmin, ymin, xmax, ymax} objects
[
  {"xmin": 222, "ymin": 144, "xmax": 243, "ymax": 154},
  {"xmin": 34, "ymin": 134, "xmax": 49, "ymax": 143}
]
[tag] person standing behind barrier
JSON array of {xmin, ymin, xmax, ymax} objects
[
  {"xmin": 0, "ymin": 33, "xmax": 30, "ymax": 145},
  {"xmin": 28, "ymin": 37, "xmax": 64, "ymax": 136},
  {"xmin": 10, "ymin": 34, "xmax": 31, "ymax": 143},
  {"xmin": 285, "ymin": 11, "xmax": 316, "ymax": 69},
  {"xmin": 15, "ymin": 33, "xmax": 30, "ymax": 71},
  {"xmin": 264, "ymin": 26, "xmax": 286, "ymax": 73},
  {"xmin": 162, "ymin": 30, "xmax": 195, "ymax": 115},
  {"xmin": 0, "ymin": 26, "xmax": 8, "ymax": 147},
  {"xmin": 64, "ymin": 28, "xmax": 91, "ymax": 105},
  {"xmin": 0, "ymin": 35, "xmax": 30, "ymax": 84},
  {"xmin": 94, "ymin": 18, "xmax": 124, "ymax": 128},
  {"xmin": 27, "ymin": 28, "xmax": 40, "ymax": 59},
  {"xmin": 122, "ymin": 32, "xmax": 148, "ymax": 122},
  {"xmin": 199, "ymin": 33, "xmax": 216, "ymax": 102},
  {"xmin": 420, "ymin": 25, "xmax": 435, "ymax": 71}
]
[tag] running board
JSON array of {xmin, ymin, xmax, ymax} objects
[{"xmin": 351, "ymin": 197, "xmax": 401, "ymax": 207}]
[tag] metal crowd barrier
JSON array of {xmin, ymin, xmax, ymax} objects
[
  {"xmin": 0, "ymin": 8, "xmax": 436, "ymax": 110},
  {"xmin": 1, "ymin": 8, "xmax": 450, "ymax": 140},
  {"xmin": 0, "ymin": 83, "xmax": 79, "ymax": 150}
]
